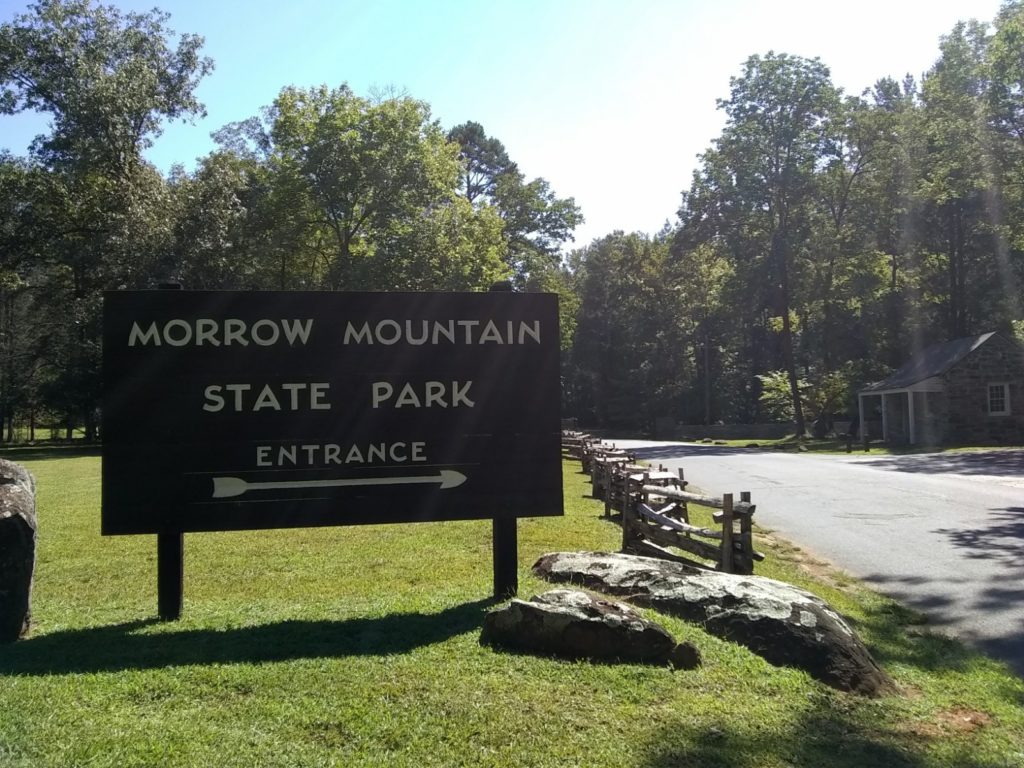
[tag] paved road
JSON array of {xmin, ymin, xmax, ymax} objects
[{"xmin": 606, "ymin": 440, "xmax": 1024, "ymax": 675}]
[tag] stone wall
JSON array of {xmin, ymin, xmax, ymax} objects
[{"xmin": 943, "ymin": 334, "xmax": 1024, "ymax": 445}]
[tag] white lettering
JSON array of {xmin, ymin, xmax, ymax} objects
[
  {"xmin": 343, "ymin": 322, "xmax": 373, "ymax": 344},
  {"xmin": 375, "ymin": 319, "xmax": 402, "ymax": 345},
  {"xmin": 452, "ymin": 381, "xmax": 475, "ymax": 407},
  {"xmin": 164, "ymin": 319, "xmax": 192, "ymax": 347},
  {"xmin": 281, "ymin": 319, "xmax": 313, "ymax": 345},
  {"xmin": 425, "ymin": 381, "xmax": 446, "ymax": 407},
  {"xmin": 310, "ymin": 383, "xmax": 331, "ymax": 410},
  {"xmin": 339, "ymin": 318, "xmax": 542, "ymax": 345},
  {"xmin": 519, "ymin": 321, "xmax": 541, "ymax": 344},
  {"xmin": 432, "ymin": 320, "xmax": 455, "ymax": 344},
  {"xmin": 395, "ymin": 383, "xmax": 421, "ymax": 408},
  {"xmin": 128, "ymin": 321, "xmax": 161, "ymax": 346},
  {"xmin": 196, "ymin": 318, "xmax": 219, "ymax": 346},
  {"xmin": 371, "ymin": 381, "xmax": 474, "ymax": 409},
  {"xmin": 251, "ymin": 319, "xmax": 280, "ymax": 346},
  {"xmin": 252, "ymin": 441, "xmax": 430, "ymax": 467},
  {"xmin": 225, "ymin": 383, "xmax": 251, "ymax": 410},
  {"xmin": 479, "ymin": 320, "xmax": 503, "ymax": 344},
  {"xmin": 457, "ymin": 319, "xmax": 479, "ymax": 343},
  {"xmin": 203, "ymin": 382, "xmax": 331, "ymax": 412},
  {"xmin": 256, "ymin": 446, "xmax": 271, "ymax": 467},
  {"xmin": 406, "ymin": 320, "xmax": 428, "ymax": 345},
  {"xmin": 203, "ymin": 385, "xmax": 225, "ymax": 412},
  {"xmin": 252, "ymin": 384, "xmax": 282, "ymax": 411},
  {"xmin": 372, "ymin": 382, "xmax": 393, "ymax": 409},
  {"xmin": 224, "ymin": 319, "xmax": 247, "ymax": 346}
]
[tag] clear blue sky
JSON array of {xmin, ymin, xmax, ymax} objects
[{"xmin": 0, "ymin": 0, "xmax": 1005, "ymax": 247}]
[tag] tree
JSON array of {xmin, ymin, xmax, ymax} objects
[
  {"xmin": 447, "ymin": 121, "xmax": 515, "ymax": 203},
  {"xmin": 917, "ymin": 20, "xmax": 997, "ymax": 339},
  {"xmin": 570, "ymin": 232, "xmax": 689, "ymax": 429},
  {"xmin": 669, "ymin": 241, "xmax": 733, "ymax": 425},
  {"xmin": 447, "ymin": 122, "xmax": 583, "ymax": 285},
  {"xmin": 701, "ymin": 52, "xmax": 840, "ymax": 435},
  {"xmin": 0, "ymin": 0, "xmax": 211, "ymax": 438},
  {"xmin": 211, "ymin": 85, "xmax": 467, "ymax": 290},
  {"xmin": 0, "ymin": 0, "xmax": 212, "ymax": 177}
]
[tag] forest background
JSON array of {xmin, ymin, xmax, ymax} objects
[{"xmin": 1, "ymin": 0, "xmax": 1023, "ymax": 441}]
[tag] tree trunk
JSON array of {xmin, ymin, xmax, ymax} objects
[
  {"xmin": 775, "ymin": 232, "xmax": 806, "ymax": 436},
  {"xmin": 703, "ymin": 331, "xmax": 712, "ymax": 426}
]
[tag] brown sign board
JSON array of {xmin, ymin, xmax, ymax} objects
[{"xmin": 102, "ymin": 290, "xmax": 562, "ymax": 535}]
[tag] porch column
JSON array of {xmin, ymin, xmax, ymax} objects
[
  {"xmin": 881, "ymin": 393, "xmax": 888, "ymax": 443},
  {"xmin": 907, "ymin": 390, "xmax": 916, "ymax": 445},
  {"xmin": 858, "ymin": 393, "xmax": 866, "ymax": 441}
]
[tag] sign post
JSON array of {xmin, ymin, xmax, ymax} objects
[{"xmin": 102, "ymin": 290, "xmax": 562, "ymax": 614}]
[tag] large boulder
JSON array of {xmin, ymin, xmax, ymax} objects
[
  {"xmin": 481, "ymin": 588, "xmax": 700, "ymax": 669},
  {"xmin": 0, "ymin": 459, "xmax": 36, "ymax": 642},
  {"xmin": 533, "ymin": 551, "xmax": 895, "ymax": 696}
]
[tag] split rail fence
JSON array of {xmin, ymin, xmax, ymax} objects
[{"xmin": 562, "ymin": 431, "xmax": 763, "ymax": 575}]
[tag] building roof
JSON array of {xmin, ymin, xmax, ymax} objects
[{"xmin": 860, "ymin": 332, "xmax": 996, "ymax": 393}]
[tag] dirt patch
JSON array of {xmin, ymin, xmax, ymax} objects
[
  {"xmin": 759, "ymin": 531, "xmax": 853, "ymax": 589},
  {"xmin": 898, "ymin": 708, "xmax": 993, "ymax": 739}
]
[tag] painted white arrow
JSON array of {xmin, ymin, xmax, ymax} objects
[{"xmin": 211, "ymin": 469, "xmax": 468, "ymax": 499}]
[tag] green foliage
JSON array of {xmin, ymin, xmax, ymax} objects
[
  {"xmin": 757, "ymin": 369, "xmax": 851, "ymax": 429},
  {"xmin": 447, "ymin": 121, "xmax": 583, "ymax": 285},
  {"xmin": 447, "ymin": 120, "xmax": 515, "ymax": 203},
  {"xmin": 569, "ymin": 232, "xmax": 689, "ymax": 429},
  {"xmin": 0, "ymin": 0, "xmax": 212, "ymax": 176}
]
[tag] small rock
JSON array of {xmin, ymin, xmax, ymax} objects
[{"xmin": 481, "ymin": 589, "xmax": 701, "ymax": 669}]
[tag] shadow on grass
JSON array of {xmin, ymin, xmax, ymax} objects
[
  {"xmin": 0, "ymin": 443, "xmax": 101, "ymax": 462},
  {"xmin": 0, "ymin": 599, "xmax": 495, "ymax": 676},
  {"xmin": 640, "ymin": 611, "xmax": 1023, "ymax": 767},
  {"xmin": 638, "ymin": 698, "xmax": 997, "ymax": 768}
]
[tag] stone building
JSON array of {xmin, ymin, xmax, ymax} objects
[{"xmin": 857, "ymin": 332, "xmax": 1024, "ymax": 446}]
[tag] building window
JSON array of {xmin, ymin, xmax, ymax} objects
[{"xmin": 987, "ymin": 383, "xmax": 1010, "ymax": 416}]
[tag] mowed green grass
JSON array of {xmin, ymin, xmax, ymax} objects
[{"xmin": 1, "ymin": 452, "xmax": 1022, "ymax": 768}]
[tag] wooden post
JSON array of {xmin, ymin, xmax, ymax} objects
[
  {"xmin": 739, "ymin": 491, "xmax": 753, "ymax": 575},
  {"xmin": 489, "ymin": 280, "xmax": 517, "ymax": 599},
  {"xmin": 621, "ymin": 487, "xmax": 633, "ymax": 552},
  {"xmin": 157, "ymin": 283, "xmax": 184, "ymax": 620},
  {"xmin": 157, "ymin": 531, "xmax": 183, "ymax": 620},
  {"xmin": 720, "ymin": 493, "xmax": 734, "ymax": 574},
  {"xmin": 858, "ymin": 392, "xmax": 866, "ymax": 449},
  {"xmin": 493, "ymin": 518, "xmax": 517, "ymax": 599},
  {"xmin": 604, "ymin": 466, "xmax": 612, "ymax": 518}
]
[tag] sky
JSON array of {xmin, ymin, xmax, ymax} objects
[{"xmin": 0, "ymin": 0, "xmax": 1007, "ymax": 247}]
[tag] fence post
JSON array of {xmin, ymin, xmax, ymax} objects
[
  {"xmin": 604, "ymin": 466, "xmax": 612, "ymax": 518},
  {"xmin": 739, "ymin": 491, "xmax": 753, "ymax": 575},
  {"xmin": 720, "ymin": 493, "xmax": 734, "ymax": 574}
]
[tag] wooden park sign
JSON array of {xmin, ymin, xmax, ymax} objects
[{"xmin": 102, "ymin": 289, "xmax": 562, "ymax": 616}]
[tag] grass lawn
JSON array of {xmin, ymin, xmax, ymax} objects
[{"xmin": 1, "ymin": 450, "xmax": 1022, "ymax": 767}]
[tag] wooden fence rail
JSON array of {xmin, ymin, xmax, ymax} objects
[{"xmin": 563, "ymin": 431, "xmax": 763, "ymax": 575}]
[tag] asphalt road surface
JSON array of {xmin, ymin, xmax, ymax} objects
[{"xmin": 606, "ymin": 440, "xmax": 1024, "ymax": 676}]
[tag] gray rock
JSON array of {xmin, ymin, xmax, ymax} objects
[
  {"xmin": 532, "ymin": 551, "xmax": 895, "ymax": 696},
  {"xmin": 481, "ymin": 588, "xmax": 700, "ymax": 669},
  {"xmin": 0, "ymin": 459, "xmax": 36, "ymax": 642}
]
